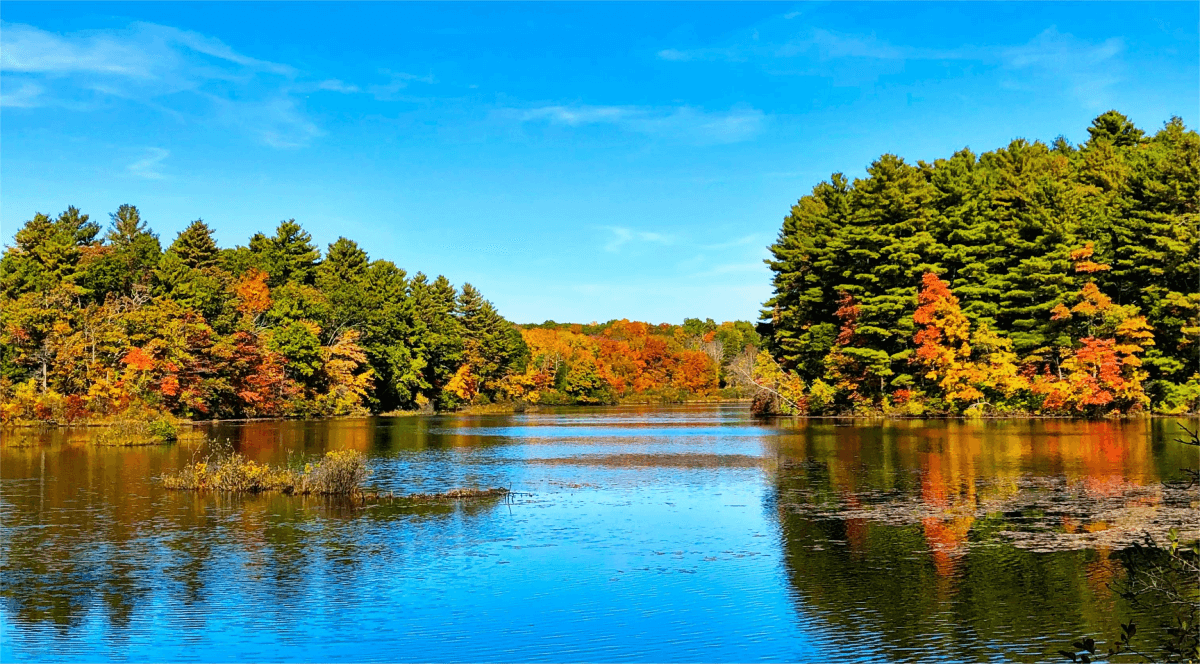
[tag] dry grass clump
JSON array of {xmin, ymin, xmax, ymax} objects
[{"xmin": 162, "ymin": 449, "xmax": 369, "ymax": 495}]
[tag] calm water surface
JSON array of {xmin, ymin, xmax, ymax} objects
[{"xmin": 2, "ymin": 405, "xmax": 1197, "ymax": 662}]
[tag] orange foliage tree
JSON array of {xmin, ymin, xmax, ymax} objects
[
  {"xmin": 1035, "ymin": 282, "xmax": 1155, "ymax": 414},
  {"xmin": 913, "ymin": 273, "xmax": 984, "ymax": 409},
  {"xmin": 515, "ymin": 319, "xmax": 719, "ymax": 404}
]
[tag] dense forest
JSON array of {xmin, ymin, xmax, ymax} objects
[
  {"xmin": 756, "ymin": 111, "xmax": 1198, "ymax": 416},
  {"xmin": 0, "ymin": 210, "xmax": 524, "ymax": 422},
  {"xmin": 0, "ymin": 212, "xmax": 756, "ymax": 423},
  {"xmin": 3, "ymin": 110, "xmax": 1194, "ymax": 423}
]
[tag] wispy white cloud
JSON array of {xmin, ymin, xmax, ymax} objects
[
  {"xmin": 317, "ymin": 78, "xmax": 360, "ymax": 93},
  {"xmin": 999, "ymin": 28, "xmax": 1124, "ymax": 109},
  {"xmin": 658, "ymin": 18, "xmax": 1127, "ymax": 106},
  {"xmin": 0, "ymin": 80, "xmax": 44, "ymax": 107},
  {"xmin": 664, "ymin": 26, "xmax": 980, "ymax": 64},
  {"xmin": 656, "ymin": 47, "xmax": 746, "ymax": 63},
  {"xmin": 209, "ymin": 95, "xmax": 322, "ymax": 149},
  {"xmin": 126, "ymin": 147, "xmax": 169, "ymax": 179},
  {"xmin": 690, "ymin": 261, "xmax": 767, "ymax": 278},
  {"xmin": 602, "ymin": 226, "xmax": 674, "ymax": 252},
  {"xmin": 368, "ymin": 69, "xmax": 437, "ymax": 100},
  {"xmin": 702, "ymin": 234, "xmax": 760, "ymax": 251},
  {"xmin": 0, "ymin": 21, "xmax": 295, "ymax": 79},
  {"xmin": 505, "ymin": 103, "xmax": 765, "ymax": 144},
  {"xmin": 0, "ymin": 21, "xmax": 324, "ymax": 147}
]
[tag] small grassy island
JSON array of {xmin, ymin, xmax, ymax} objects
[
  {"xmin": 162, "ymin": 449, "xmax": 372, "ymax": 495},
  {"xmin": 161, "ymin": 447, "xmax": 511, "ymax": 501}
]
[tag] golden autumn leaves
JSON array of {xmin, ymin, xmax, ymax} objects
[{"xmin": 753, "ymin": 263, "xmax": 1157, "ymax": 416}]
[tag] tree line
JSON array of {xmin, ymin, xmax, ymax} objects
[
  {"xmin": 0, "ymin": 209, "xmax": 529, "ymax": 422},
  {"xmin": 756, "ymin": 111, "xmax": 1198, "ymax": 416},
  {"xmin": 0, "ymin": 211, "xmax": 760, "ymax": 423},
  {"xmin": 514, "ymin": 318, "xmax": 761, "ymax": 404}
]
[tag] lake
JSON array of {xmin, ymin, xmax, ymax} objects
[{"xmin": 2, "ymin": 405, "xmax": 1197, "ymax": 662}]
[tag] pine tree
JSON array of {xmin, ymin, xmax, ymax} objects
[
  {"xmin": 761, "ymin": 174, "xmax": 849, "ymax": 378},
  {"xmin": 410, "ymin": 274, "xmax": 464, "ymax": 408},
  {"xmin": 169, "ymin": 220, "xmax": 220, "ymax": 269},
  {"xmin": 320, "ymin": 237, "xmax": 368, "ymax": 283},
  {"xmin": 1113, "ymin": 118, "xmax": 1200, "ymax": 400},
  {"xmin": 56, "ymin": 206, "xmax": 101, "ymax": 246},
  {"xmin": 1086, "ymin": 110, "xmax": 1147, "ymax": 148},
  {"xmin": 358, "ymin": 259, "xmax": 422, "ymax": 411},
  {"xmin": 458, "ymin": 283, "xmax": 529, "ymax": 400},
  {"xmin": 249, "ymin": 220, "xmax": 320, "ymax": 286},
  {"xmin": 833, "ymin": 154, "xmax": 941, "ymax": 387},
  {"xmin": 88, "ymin": 204, "xmax": 163, "ymax": 297}
]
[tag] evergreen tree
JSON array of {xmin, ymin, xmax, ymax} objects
[
  {"xmin": 56, "ymin": 206, "xmax": 101, "ymax": 246},
  {"xmin": 316, "ymin": 237, "xmax": 372, "ymax": 343},
  {"xmin": 169, "ymin": 220, "xmax": 220, "ymax": 269},
  {"xmin": 1086, "ymin": 110, "xmax": 1147, "ymax": 148},
  {"xmin": 1113, "ymin": 117, "xmax": 1200, "ymax": 400},
  {"xmin": 458, "ymin": 283, "xmax": 529, "ymax": 400},
  {"xmin": 249, "ymin": 220, "xmax": 320, "ymax": 286},
  {"xmin": 976, "ymin": 139, "xmax": 1077, "ymax": 354},
  {"xmin": 357, "ymin": 259, "xmax": 422, "ymax": 411},
  {"xmin": 761, "ymin": 173, "xmax": 849, "ymax": 377},
  {"xmin": 92, "ymin": 204, "xmax": 162, "ymax": 295},
  {"xmin": 411, "ymin": 274, "xmax": 464, "ymax": 408}
]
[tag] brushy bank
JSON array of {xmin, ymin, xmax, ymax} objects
[{"xmin": 0, "ymin": 410, "xmax": 203, "ymax": 446}]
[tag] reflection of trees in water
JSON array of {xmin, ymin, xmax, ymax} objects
[
  {"xmin": 2, "ymin": 446, "xmax": 164, "ymax": 631},
  {"xmin": 775, "ymin": 477, "xmax": 1125, "ymax": 660},
  {"xmin": 769, "ymin": 419, "xmax": 1194, "ymax": 661},
  {"xmin": 1, "ymin": 442, "xmax": 506, "ymax": 635}
]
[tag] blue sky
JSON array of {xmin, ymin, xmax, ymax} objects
[{"xmin": 2, "ymin": 2, "xmax": 1197, "ymax": 324}]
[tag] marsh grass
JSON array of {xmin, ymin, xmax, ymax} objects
[{"xmin": 162, "ymin": 449, "xmax": 370, "ymax": 495}]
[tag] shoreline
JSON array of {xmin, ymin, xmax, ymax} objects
[{"xmin": 3, "ymin": 402, "xmax": 1197, "ymax": 432}]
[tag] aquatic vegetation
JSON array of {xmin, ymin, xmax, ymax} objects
[
  {"xmin": 776, "ymin": 470, "xmax": 1197, "ymax": 553},
  {"xmin": 162, "ymin": 449, "xmax": 370, "ymax": 495}
]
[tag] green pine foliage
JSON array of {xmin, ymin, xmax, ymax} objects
[{"xmin": 761, "ymin": 112, "xmax": 1199, "ymax": 414}]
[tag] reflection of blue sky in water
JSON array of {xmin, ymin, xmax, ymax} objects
[{"xmin": 2, "ymin": 405, "xmax": 1196, "ymax": 662}]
